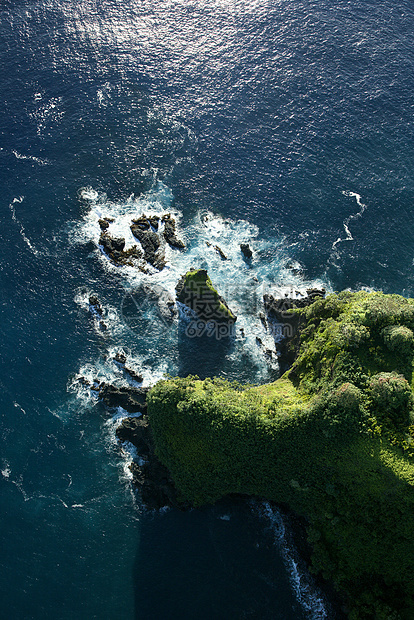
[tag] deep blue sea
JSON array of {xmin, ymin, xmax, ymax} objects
[{"xmin": 1, "ymin": 1, "xmax": 414, "ymax": 618}]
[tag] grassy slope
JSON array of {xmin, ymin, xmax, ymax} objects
[{"xmin": 148, "ymin": 291, "xmax": 414, "ymax": 619}]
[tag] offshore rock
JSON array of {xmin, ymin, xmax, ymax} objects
[
  {"xmin": 162, "ymin": 214, "xmax": 185, "ymax": 249},
  {"xmin": 176, "ymin": 269, "xmax": 237, "ymax": 326},
  {"xmin": 112, "ymin": 352, "xmax": 144, "ymax": 383},
  {"xmin": 124, "ymin": 366, "xmax": 144, "ymax": 383},
  {"xmin": 131, "ymin": 215, "xmax": 151, "ymax": 231},
  {"xmin": 130, "ymin": 225, "xmax": 166, "ymax": 271},
  {"xmin": 148, "ymin": 215, "xmax": 160, "ymax": 230},
  {"xmin": 214, "ymin": 245, "xmax": 227, "ymax": 260},
  {"xmin": 99, "ymin": 232, "xmax": 126, "ymax": 256},
  {"xmin": 240, "ymin": 243, "xmax": 253, "ymax": 259},
  {"xmin": 98, "ymin": 232, "xmax": 145, "ymax": 269},
  {"xmin": 89, "ymin": 294, "xmax": 103, "ymax": 316}
]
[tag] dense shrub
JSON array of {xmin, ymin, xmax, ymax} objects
[
  {"xmin": 381, "ymin": 325, "xmax": 414, "ymax": 356},
  {"xmin": 368, "ymin": 372, "xmax": 414, "ymax": 427}
]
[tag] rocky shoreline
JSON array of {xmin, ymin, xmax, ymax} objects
[
  {"xmin": 89, "ymin": 282, "xmax": 326, "ymax": 513},
  {"xmin": 75, "ymin": 211, "xmax": 345, "ymax": 615}
]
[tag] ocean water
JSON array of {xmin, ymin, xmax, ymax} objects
[{"xmin": 1, "ymin": 1, "xmax": 414, "ymax": 618}]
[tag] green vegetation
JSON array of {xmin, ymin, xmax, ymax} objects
[
  {"xmin": 176, "ymin": 269, "xmax": 237, "ymax": 322},
  {"xmin": 147, "ymin": 291, "xmax": 414, "ymax": 619}
]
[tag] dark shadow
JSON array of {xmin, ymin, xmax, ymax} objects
[
  {"xmin": 177, "ymin": 322, "xmax": 235, "ymax": 379},
  {"xmin": 133, "ymin": 497, "xmax": 316, "ymax": 620}
]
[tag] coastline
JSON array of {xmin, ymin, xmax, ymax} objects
[{"xmin": 75, "ymin": 220, "xmax": 414, "ymax": 620}]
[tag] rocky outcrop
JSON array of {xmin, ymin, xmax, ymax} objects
[
  {"xmin": 240, "ymin": 243, "xmax": 253, "ymax": 259},
  {"xmin": 99, "ymin": 384, "xmax": 148, "ymax": 414},
  {"xmin": 99, "ymin": 232, "xmax": 126, "ymax": 255},
  {"xmin": 264, "ymin": 288, "xmax": 325, "ymax": 371},
  {"xmin": 89, "ymin": 294, "xmax": 103, "ymax": 316},
  {"xmin": 162, "ymin": 214, "xmax": 185, "ymax": 249},
  {"xmin": 116, "ymin": 416, "xmax": 182, "ymax": 509},
  {"xmin": 98, "ymin": 231, "xmax": 146, "ymax": 270},
  {"xmin": 112, "ymin": 351, "xmax": 144, "ymax": 383},
  {"xmin": 130, "ymin": 225, "xmax": 166, "ymax": 271},
  {"xmin": 97, "ymin": 213, "xmax": 184, "ymax": 272},
  {"xmin": 176, "ymin": 269, "xmax": 237, "ymax": 326}
]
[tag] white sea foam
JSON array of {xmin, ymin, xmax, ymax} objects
[
  {"xmin": 255, "ymin": 501, "xmax": 328, "ymax": 620},
  {"xmin": 1, "ymin": 460, "xmax": 11, "ymax": 479},
  {"xmin": 332, "ymin": 191, "xmax": 367, "ymax": 250},
  {"xmin": 72, "ymin": 181, "xmax": 330, "ymax": 385},
  {"xmin": 9, "ymin": 197, "xmax": 39, "ymax": 256},
  {"xmin": 12, "ymin": 150, "xmax": 49, "ymax": 165}
]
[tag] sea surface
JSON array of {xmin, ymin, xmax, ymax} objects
[{"xmin": 1, "ymin": 1, "xmax": 414, "ymax": 618}]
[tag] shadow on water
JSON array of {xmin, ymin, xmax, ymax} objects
[
  {"xmin": 177, "ymin": 324, "xmax": 235, "ymax": 379},
  {"xmin": 133, "ymin": 497, "xmax": 308, "ymax": 620}
]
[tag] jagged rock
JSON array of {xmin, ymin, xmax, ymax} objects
[
  {"xmin": 89, "ymin": 295, "xmax": 103, "ymax": 316},
  {"xmin": 114, "ymin": 351, "xmax": 127, "ymax": 365},
  {"xmin": 98, "ymin": 219, "xmax": 110, "ymax": 231},
  {"xmin": 131, "ymin": 215, "xmax": 151, "ymax": 230},
  {"xmin": 117, "ymin": 417, "xmax": 151, "ymax": 455},
  {"xmin": 116, "ymin": 416, "xmax": 182, "ymax": 509},
  {"xmin": 99, "ymin": 232, "xmax": 126, "ymax": 256},
  {"xmin": 148, "ymin": 215, "xmax": 159, "ymax": 230},
  {"xmin": 264, "ymin": 288, "xmax": 326, "ymax": 370},
  {"xmin": 112, "ymin": 351, "xmax": 143, "ymax": 383},
  {"xmin": 124, "ymin": 367, "xmax": 144, "ymax": 383},
  {"xmin": 214, "ymin": 245, "xmax": 227, "ymax": 260},
  {"xmin": 176, "ymin": 269, "xmax": 237, "ymax": 326},
  {"xmin": 98, "ymin": 217, "xmax": 115, "ymax": 231},
  {"xmin": 99, "ymin": 384, "xmax": 148, "ymax": 413},
  {"xmin": 130, "ymin": 225, "xmax": 166, "ymax": 270},
  {"xmin": 240, "ymin": 243, "xmax": 253, "ymax": 259},
  {"xmin": 162, "ymin": 214, "xmax": 185, "ymax": 249},
  {"xmin": 264, "ymin": 288, "xmax": 326, "ymax": 319}
]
